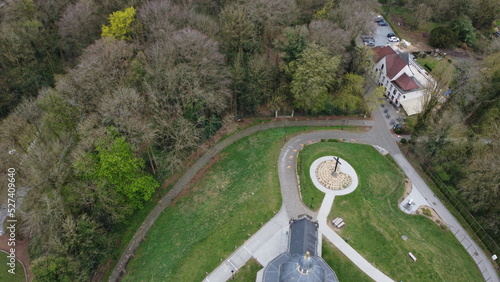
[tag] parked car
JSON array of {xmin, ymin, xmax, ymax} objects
[
  {"xmin": 361, "ymin": 35, "xmax": 375, "ymax": 47},
  {"xmin": 387, "ymin": 33, "xmax": 399, "ymax": 42},
  {"xmin": 375, "ymin": 15, "xmax": 384, "ymax": 22},
  {"xmin": 364, "ymin": 39, "xmax": 375, "ymax": 46},
  {"xmin": 378, "ymin": 21, "xmax": 389, "ymax": 26}
]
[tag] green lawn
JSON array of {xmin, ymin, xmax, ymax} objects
[
  {"xmin": 322, "ymin": 238, "xmax": 372, "ymax": 282},
  {"xmin": 123, "ymin": 127, "xmax": 343, "ymax": 281},
  {"xmin": 0, "ymin": 254, "xmax": 26, "ymax": 282},
  {"xmin": 233, "ymin": 258, "xmax": 262, "ymax": 281},
  {"xmin": 299, "ymin": 142, "xmax": 483, "ymax": 281}
]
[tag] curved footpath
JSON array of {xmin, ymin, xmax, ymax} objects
[{"xmin": 111, "ymin": 107, "xmax": 499, "ymax": 282}]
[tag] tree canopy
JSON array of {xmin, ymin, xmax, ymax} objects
[
  {"xmin": 101, "ymin": 6, "xmax": 138, "ymax": 40},
  {"xmin": 289, "ymin": 44, "xmax": 340, "ymax": 113}
]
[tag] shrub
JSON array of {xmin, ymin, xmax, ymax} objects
[
  {"xmin": 400, "ymin": 138, "xmax": 407, "ymax": 144},
  {"xmin": 452, "ymin": 16, "xmax": 477, "ymax": 47},
  {"xmin": 429, "ymin": 26, "xmax": 458, "ymax": 48},
  {"xmin": 422, "ymin": 208, "xmax": 432, "ymax": 217},
  {"xmin": 321, "ymin": 139, "xmax": 340, "ymax": 142}
]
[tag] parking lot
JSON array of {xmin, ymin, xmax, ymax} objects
[{"xmin": 361, "ymin": 16, "xmax": 399, "ymax": 48}]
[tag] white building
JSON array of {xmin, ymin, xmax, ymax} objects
[{"xmin": 371, "ymin": 46, "xmax": 435, "ymax": 116}]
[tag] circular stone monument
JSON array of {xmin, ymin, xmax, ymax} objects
[{"xmin": 309, "ymin": 156, "xmax": 359, "ymax": 195}]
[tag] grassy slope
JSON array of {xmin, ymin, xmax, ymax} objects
[
  {"xmin": 123, "ymin": 127, "xmax": 339, "ymax": 281},
  {"xmin": 322, "ymin": 238, "xmax": 373, "ymax": 282},
  {"xmin": 299, "ymin": 142, "xmax": 483, "ymax": 281},
  {"xmin": 0, "ymin": 254, "xmax": 25, "ymax": 282}
]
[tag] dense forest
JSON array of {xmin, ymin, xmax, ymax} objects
[{"xmin": 0, "ymin": 0, "xmax": 498, "ymax": 280}]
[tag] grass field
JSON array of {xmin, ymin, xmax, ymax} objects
[
  {"xmin": 122, "ymin": 127, "xmax": 343, "ymax": 281},
  {"xmin": 0, "ymin": 254, "xmax": 25, "ymax": 282},
  {"xmin": 322, "ymin": 238, "xmax": 372, "ymax": 282},
  {"xmin": 233, "ymin": 258, "xmax": 261, "ymax": 281},
  {"xmin": 299, "ymin": 142, "xmax": 483, "ymax": 281}
]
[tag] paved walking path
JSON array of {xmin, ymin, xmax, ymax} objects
[{"xmin": 111, "ymin": 103, "xmax": 499, "ymax": 282}]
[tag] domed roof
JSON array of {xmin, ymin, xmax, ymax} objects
[
  {"xmin": 278, "ymin": 253, "xmax": 326, "ymax": 282},
  {"xmin": 263, "ymin": 217, "xmax": 338, "ymax": 282}
]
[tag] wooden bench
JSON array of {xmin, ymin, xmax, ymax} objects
[
  {"xmin": 334, "ymin": 219, "xmax": 343, "ymax": 227},
  {"xmin": 337, "ymin": 222, "xmax": 345, "ymax": 228},
  {"xmin": 408, "ymin": 252, "xmax": 417, "ymax": 262},
  {"xmin": 332, "ymin": 218, "xmax": 342, "ymax": 226}
]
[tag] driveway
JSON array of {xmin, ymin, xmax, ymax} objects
[{"xmin": 360, "ymin": 16, "xmax": 399, "ymax": 48}]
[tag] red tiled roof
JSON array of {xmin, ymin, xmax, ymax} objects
[
  {"xmin": 373, "ymin": 46, "xmax": 395, "ymax": 62},
  {"xmin": 394, "ymin": 73, "xmax": 419, "ymax": 91},
  {"xmin": 374, "ymin": 46, "xmax": 407, "ymax": 79}
]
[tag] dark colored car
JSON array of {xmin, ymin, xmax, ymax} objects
[
  {"xmin": 378, "ymin": 21, "xmax": 388, "ymax": 26},
  {"xmin": 387, "ymin": 33, "xmax": 397, "ymax": 38}
]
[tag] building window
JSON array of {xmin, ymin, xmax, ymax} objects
[
  {"xmin": 381, "ymin": 64, "xmax": 384, "ymax": 70},
  {"xmin": 385, "ymin": 80, "xmax": 389, "ymax": 86},
  {"xmin": 397, "ymin": 93, "xmax": 401, "ymax": 99},
  {"xmin": 393, "ymin": 89, "xmax": 397, "ymax": 95},
  {"xmin": 389, "ymin": 85, "xmax": 393, "ymax": 91}
]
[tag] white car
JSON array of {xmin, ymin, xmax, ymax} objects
[{"xmin": 387, "ymin": 33, "xmax": 400, "ymax": 42}]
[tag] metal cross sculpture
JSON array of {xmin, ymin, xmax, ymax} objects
[{"xmin": 332, "ymin": 156, "xmax": 341, "ymax": 176}]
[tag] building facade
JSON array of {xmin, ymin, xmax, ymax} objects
[{"xmin": 371, "ymin": 46, "xmax": 435, "ymax": 116}]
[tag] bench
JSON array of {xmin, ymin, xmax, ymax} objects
[
  {"xmin": 334, "ymin": 219, "xmax": 343, "ymax": 227},
  {"xmin": 408, "ymin": 252, "xmax": 417, "ymax": 262},
  {"xmin": 332, "ymin": 218, "xmax": 342, "ymax": 226},
  {"xmin": 337, "ymin": 222, "xmax": 345, "ymax": 228}
]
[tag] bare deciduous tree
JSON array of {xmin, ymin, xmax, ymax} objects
[
  {"xmin": 65, "ymin": 38, "xmax": 135, "ymax": 111},
  {"xmin": 57, "ymin": 0, "xmax": 101, "ymax": 58},
  {"xmin": 98, "ymin": 87, "xmax": 156, "ymax": 148},
  {"xmin": 327, "ymin": 0, "xmax": 378, "ymax": 40},
  {"xmin": 308, "ymin": 20, "xmax": 350, "ymax": 56}
]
